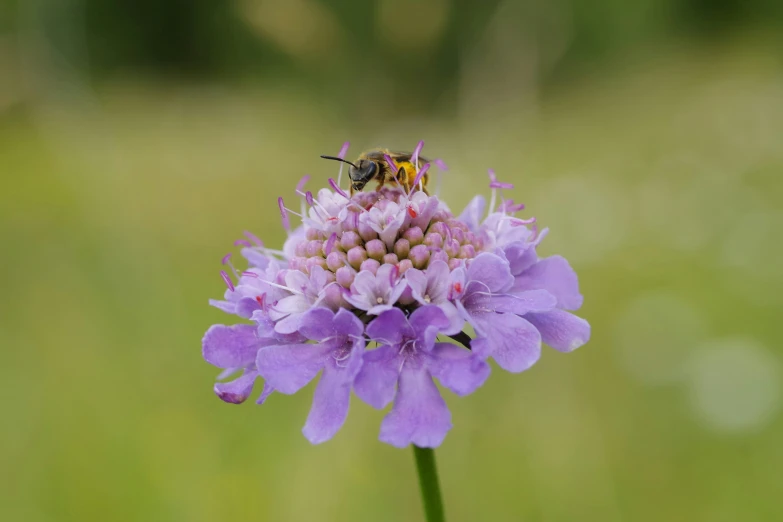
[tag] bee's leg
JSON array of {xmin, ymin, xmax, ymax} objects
[
  {"xmin": 375, "ymin": 176, "xmax": 386, "ymax": 192},
  {"xmin": 396, "ymin": 167, "xmax": 409, "ymax": 191},
  {"xmin": 419, "ymin": 173, "xmax": 430, "ymax": 195}
]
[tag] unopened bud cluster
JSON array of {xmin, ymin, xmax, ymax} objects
[{"xmin": 288, "ymin": 188, "xmax": 485, "ymax": 290}]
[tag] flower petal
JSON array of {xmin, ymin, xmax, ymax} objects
[
  {"xmin": 235, "ymin": 297, "xmax": 262, "ymax": 319},
  {"xmin": 299, "ymin": 307, "xmax": 364, "ymax": 342},
  {"xmin": 387, "ymin": 278, "xmax": 407, "ymax": 307},
  {"xmin": 255, "ymin": 342, "xmax": 332, "ymax": 394},
  {"xmin": 409, "ymin": 305, "xmax": 450, "ymax": 334},
  {"xmin": 302, "ymin": 341, "xmax": 364, "ymax": 444},
  {"xmin": 525, "ymin": 310, "xmax": 591, "ymax": 353},
  {"xmin": 274, "ymin": 313, "xmax": 305, "ymax": 335},
  {"xmin": 202, "ymin": 324, "xmax": 267, "ymax": 369},
  {"xmin": 502, "ymin": 241, "xmax": 537, "ymax": 276},
  {"xmin": 458, "ymin": 195, "xmax": 486, "ymax": 231},
  {"xmin": 298, "ymin": 308, "xmax": 337, "ymax": 341},
  {"xmin": 486, "ymin": 289, "xmax": 557, "ymax": 316},
  {"xmin": 209, "ymin": 299, "xmax": 236, "ymax": 315},
  {"xmin": 284, "ymin": 270, "xmax": 310, "ymax": 293},
  {"xmin": 354, "ymin": 344, "xmax": 400, "ymax": 409},
  {"xmin": 214, "ymin": 370, "xmax": 257, "ymax": 404},
  {"xmin": 469, "ymin": 311, "xmax": 541, "ymax": 373},
  {"xmin": 405, "ymin": 268, "xmax": 428, "ymax": 303},
  {"xmin": 467, "ymin": 253, "xmax": 514, "ymax": 294},
  {"xmin": 351, "ymin": 270, "xmax": 377, "ymax": 298},
  {"xmin": 379, "ymin": 368, "xmax": 452, "ymax": 448},
  {"xmin": 439, "ymin": 301, "xmax": 465, "ymax": 336},
  {"xmin": 425, "ymin": 260, "xmax": 452, "ymax": 302},
  {"xmin": 367, "ymin": 303, "xmax": 396, "ymax": 316},
  {"xmin": 332, "ymin": 308, "xmax": 365, "ymax": 338},
  {"xmin": 256, "ymin": 382, "xmax": 275, "ymax": 405},
  {"xmin": 241, "ymin": 248, "xmax": 271, "ymax": 269},
  {"xmin": 428, "ymin": 343, "xmax": 490, "ymax": 396},
  {"xmin": 366, "ymin": 308, "xmax": 410, "ymax": 346},
  {"xmin": 274, "ymin": 294, "xmax": 309, "ymax": 315},
  {"xmin": 513, "ymin": 255, "xmax": 583, "ymax": 310}
]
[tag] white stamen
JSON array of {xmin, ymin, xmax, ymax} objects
[
  {"xmin": 464, "ymin": 279, "xmax": 493, "ymax": 297},
  {"xmin": 266, "ymin": 281, "xmax": 304, "ymax": 295}
]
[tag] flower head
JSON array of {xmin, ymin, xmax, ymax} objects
[{"xmin": 202, "ymin": 141, "xmax": 590, "ymax": 447}]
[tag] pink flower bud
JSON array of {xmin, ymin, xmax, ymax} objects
[
  {"xmin": 403, "ymin": 227, "xmax": 424, "ymax": 245},
  {"xmin": 366, "ymin": 239, "xmax": 386, "ymax": 261},
  {"xmin": 394, "ymin": 238, "xmax": 411, "ymax": 259},
  {"xmin": 360, "ymin": 258, "xmax": 380, "ymax": 275},
  {"xmin": 347, "ymin": 246, "xmax": 367, "ymax": 269}
]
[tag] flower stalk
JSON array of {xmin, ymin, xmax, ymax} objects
[{"xmin": 413, "ymin": 446, "xmax": 445, "ymax": 522}]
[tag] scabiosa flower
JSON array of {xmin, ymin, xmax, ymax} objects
[{"xmin": 202, "ymin": 141, "xmax": 590, "ymax": 448}]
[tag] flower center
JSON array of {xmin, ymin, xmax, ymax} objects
[
  {"xmin": 287, "ymin": 187, "xmax": 486, "ymax": 278},
  {"xmin": 331, "ymin": 343, "xmax": 352, "ymax": 368},
  {"xmin": 376, "ymin": 296, "xmax": 385, "ymax": 304},
  {"xmin": 423, "ymin": 294, "xmax": 431, "ymax": 303},
  {"xmin": 401, "ymin": 339, "xmax": 418, "ymax": 356}
]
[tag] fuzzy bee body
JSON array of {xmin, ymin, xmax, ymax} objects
[{"xmin": 321, "ymin": 148, "xmax": 430, "ymax": 195}]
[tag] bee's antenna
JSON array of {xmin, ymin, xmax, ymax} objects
[{"xmin": 320, "ymin": 155, "xmax": 358, "ymax": 169}]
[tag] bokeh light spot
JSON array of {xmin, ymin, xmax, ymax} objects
[{"xmin": 686, "ymin": 338, "xmax": 780, "ymax": 433}]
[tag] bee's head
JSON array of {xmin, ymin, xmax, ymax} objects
[
  {"xmin": 320, "ymin": 155, "xmax": 377, "ymax": 193},
  {"xmin": 349, "ymin": 159, "xmax": 377, "ymax": 191}
]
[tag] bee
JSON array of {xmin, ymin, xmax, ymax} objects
[{"xmin": 320, "ymin": 148, "xmax": 430, "ymax": 195}]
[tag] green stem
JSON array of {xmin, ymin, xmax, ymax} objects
[{"xmin": 412, "ymin": 446, "xmax": 446, "ymax": 522}]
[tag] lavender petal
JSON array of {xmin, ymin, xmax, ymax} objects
[
  {"xmin": 202, "ymin": 324, "xmax": 265, "ymax": 369},
  {"xmin": 525, "ymin": 310, "xmax": 591, "ymax": 353},
  {"xmin": 428, "ymin": 343, "xmax": 490, "ymax": 396},
  {"xmin": 214, "ymin": 371, "xmax": 258, "ymax": 404},
  {"xmin": 255, "ymin": 342, "xmax": 332, "ymax": 394},
  {"xmin": 379, "ymin": 368, "xmax": 452, "ymax": 449},
  {"xmin": 468, "ymin": 309, "xmax": 542, "ymax": 373},
  {"xmin": 512, "ymin": 255, "xmax": 584, "ymax": 311},
  {"xmin": 353, "ymin": 344, "xmax": 400, "ymax": 409}
]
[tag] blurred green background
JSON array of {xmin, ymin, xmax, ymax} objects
[{"xmin": 1, "ymin": 0, "xmax": 782, "ymax": 520}]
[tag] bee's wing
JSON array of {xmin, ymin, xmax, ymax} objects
[{"xmin": 362, "ymin": 149, "xmax": 430, "ymax": 164}]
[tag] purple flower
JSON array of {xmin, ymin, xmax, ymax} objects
[
  {"xmin": 267, "ymin": 266, "xmax": 333, "ymax": 334},
  {"xmin": 405, "ymin": 260, "xmax": 464, "ymax": 335},
  {"xmin": 361, "ymin": 199, "xmax": 406, "ymax": 249},
  {"xmin": 354, "ymin": 307, "xmax": 490, "ymax": 448},
  {"xmin": 451, "ymin": 253, "xmax": 557, "ymax": 372},
  {"xmin": 202, "ymin": 142, "xmax": 590, "ymax": 448},
  {"xmin": 344, "ymin": 264, "xmax": 406, "ymax": 315},
  {"xmin": 256, "ymin": 308, "xmax": 365, "ymax": 444}
]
